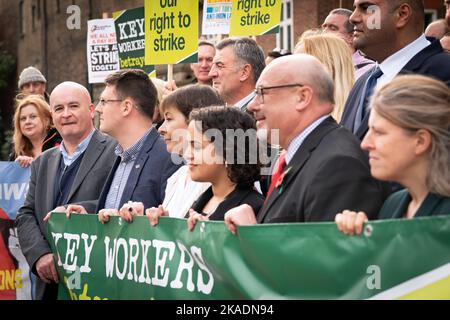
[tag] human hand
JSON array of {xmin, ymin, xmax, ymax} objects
[
  {"xmin": 118, "ymin": 201, "xmax": 144, "ymax": 222},
  {"xmin": 15, "ymin": 155, "xmax": 34, "ymax": 168},
  {"xmin": 146, "ymin": 205, "xmax": 168, "ymax": 226},
  {"xmin": 224, "ymin": 204, "xmax": 257, "ymax": 235},
  {"xmin": 335, "ymin": 210, "xmax": 368, "ymax": 235},
  {"xmin": 35, "ymin": 253, "xmax": 59, "ymax": 284},
  {"xmin": 98, "ymin": 208, "xmax": 119, "ymax": 224},
  {"xmin": 162, "ymin": 80, "xmax": 178, "ymax": 101},
  {"xmin": 65, "ymin": 204, "xmax": 88, "ymax": 219},
  {"xmin": 43, "ymin": 206, "xmax": 67, "ymax": 222},
  {"xmin": 187, "ymin": 209, "xmax": 208, "ymax": 232}
]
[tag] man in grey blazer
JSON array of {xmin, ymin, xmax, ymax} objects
[
  {"xmin": 15, "ymin": 82, "xmax": 116, "ymax": 300},
  {"xmin": 224, "ymin": 55, "xmax": 387, "ymax": 233}
]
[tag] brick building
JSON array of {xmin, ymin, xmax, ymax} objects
[{"xmin": 0, "ymin": 0, "xmax": 447, "ymax": 155}]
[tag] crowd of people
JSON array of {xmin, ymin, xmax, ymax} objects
[{"xmin": 7, "ymin": 0, "xmax": 450, "ymax": 300}]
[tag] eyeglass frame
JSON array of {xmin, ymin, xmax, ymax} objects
[
  {"xmin": 97, "ymin": 99, "xmax": 123, "ymax": 107},
  {"xmin": 254, "ymin": 83, "xmax": 304, "ymax": 103}
]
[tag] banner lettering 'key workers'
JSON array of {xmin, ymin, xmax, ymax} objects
[
  {"xmin": 229, "ymin": 0, "xmax": 282, "ymax": 36},
  {"xmin": 113, "ymin": 7, "xmax": 155, "ymax": 76},
  {"xmin": 48, "ymin": 213, "xmax": 450, "ymax": 300},
  {"xmin": 145, "ymin": 0, "xmax": 198, "ymax": 65}
]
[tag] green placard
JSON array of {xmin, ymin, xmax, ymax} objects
[{"xmin": 113, "ymin": 7, "xmax": 155, "ymax": 75}]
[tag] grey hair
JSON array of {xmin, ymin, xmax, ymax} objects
[
  {"xmin": 329, "ymin": 8, "xmax": 354, "ymax": 34},
  {"xmin": 216, "ymin": 37, "xmax": 266, "ymax": 84}
]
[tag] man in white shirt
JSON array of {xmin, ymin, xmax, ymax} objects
[
  {"xmin": 208, "ymin": 37, "xmax": 265, "ymax": 112},
  {"xmin": 341, "ymin": 0, "xmax": 450, "ymax": 140}
]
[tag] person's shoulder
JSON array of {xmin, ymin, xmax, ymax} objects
[{"xmin": 378, "ymin": 189, "xmax": 409, "ymax": 219}]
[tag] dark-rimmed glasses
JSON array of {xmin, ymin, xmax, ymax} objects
[
  {"xmin": 254, "ymin": 84, "xmax": 303, "ymax": 103},
  {"xmin": 97, "ymin": 99, "xmax": 123, "ymax": 107}
]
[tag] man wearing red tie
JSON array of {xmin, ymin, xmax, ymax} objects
[{"xmin": 225, "ymin": 54, "xmax": 387, "ymax": 233}]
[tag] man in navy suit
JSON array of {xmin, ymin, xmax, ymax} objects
[
  {"xmin": 68, "ymin": 70, "xmax": 181, "ymax": 215},
  {"xmin": 341, "ymin": 0, "xmax": 450, "ymax": 140}
]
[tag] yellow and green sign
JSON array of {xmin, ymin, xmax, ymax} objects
[
  {"xmin": 145, "ymin": 0, "xmax": 198, "ymax": 65},
  {"xmin": 113, "ymin": 7, "xmax": 155, "ymax": 76},
  {"xmin": 230, "ymin": 0, "xmax": 282, "ymax": 36}
]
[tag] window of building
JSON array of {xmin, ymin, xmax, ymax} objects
[
  {"xmin": 20, "ymin": 1, "xmax": 25, "ymax": 35},
  {"xmin": 276, "ymin": 0, "xmax": 294, "ymax": 51},
  {"xmin": 32, "ymin": 5, "xmax": 36, "ymax": 32},
  {"xmin": 424, "ymin": 9, "xmax": 437, "ymax": 27}
]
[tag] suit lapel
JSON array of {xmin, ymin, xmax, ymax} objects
[
  {"xmin": 257, "ymin": 117, "xmax": 338, "ymax": 223},
  {"xmin": 119, "ymin": 129, "xmax": 158, "ymax": 205},
  {"xmin": 45, "ymin": 150, "xmax": 61, "ymax": 211},
  {"xmin": 67, "ymin": 131, "xmax": 105, "ymax": 202}
]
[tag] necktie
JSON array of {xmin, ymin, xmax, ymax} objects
[
  {"xmin": 265, "ymin": 150, "xmax": 287, "ymax": 202},
  {"xmin": 353, "ymin": 66, "xmax": 383, "ymax": 133}
]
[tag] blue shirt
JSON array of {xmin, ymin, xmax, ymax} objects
[
  {"xmin": 59, "ymin": 129, "xmax": 95, "ymax": 166},
  {"xmin": 104, "ymin": 128, "xmax": 152, "ymax": 210},
  {"xmin": 285, "ymin": 115, "xmax": 329, "ymax": 165}
]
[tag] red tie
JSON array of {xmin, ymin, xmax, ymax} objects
[{"xmin": 265, "ymin": 150, "xmax": 287, "ymax": 201}]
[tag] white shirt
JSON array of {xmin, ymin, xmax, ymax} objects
[
  {"xmin": 162, "ymin": 165, "xmax": 211, "ymax": 218},
  {"xmin": 285, "ymin": 115, "xmax": 329, "ymax": 165},
  {"xmin": 377, "ymin": 34, "xmax": 431, "ymax": 87},
  {"xmin": 233, "ymin": 91, "xmax": 256, "ymax": 111}
]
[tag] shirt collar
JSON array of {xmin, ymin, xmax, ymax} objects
[
  {"xmin": 59, "ymin": 129, "xmax": 95, "ymax": 166},
  {"xmin": 285, "ymin": 115, "xmax": 329, "ymax": 165},
  {"xmin": 378, "ymin": 34, "xmax": 430, "ymax": 86},
  {"xmin": 233, "ymin": 91, "xmax": 256, "ymax": 110},
  {"xmin": 115, "ymin": 127, "xmax": 153, "ymax": 162}
]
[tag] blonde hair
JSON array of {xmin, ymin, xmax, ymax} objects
[
  {"xmin": 371, "ymin": 75, "xmax": 450, "ymax": 197},
  {"xmin": 13, "ymin": 95, "xmax": 52, "ymax": 157},
  {"xmin": 295, "ymin": 31, "xmax": 355, "ymax": 122}
]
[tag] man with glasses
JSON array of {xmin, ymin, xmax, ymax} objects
[
  {"xmin": 224, "ymin": 54, "xmax": 386, "ymax": 231},
  {"xmin": 16, "ymin": 81, "xmax": 117, "ymax": 299},
  {"xmin": 67, "ymin": 69, "xmax": 181, "ymax": 217},
  {"xmin": 341, "ymin": 0, "xmax": 450, "ymax": 140}
]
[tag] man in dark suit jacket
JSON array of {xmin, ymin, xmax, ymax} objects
[
  {"xmin": 224, "ymin": 54, "xmax": 387, "ymax": 232},
  {"xmin": 68, "ymin": 70, "xmax": 181, "ymax": 216},
  {"xmin": 341, "ymin": 0, "xmax": 450, "ymax": 140},
  {"xmin": 15, "ymin": 82, "xmax": 117, "ymax": 299}
]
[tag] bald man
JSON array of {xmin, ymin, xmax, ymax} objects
[
  {"xmin": 224, "ymin": 55, "xmax": 386, "ymax": 232},
  {"xmin": 16, "ymin": 81, "xmax": 117, "ymax": 300},
  {"xmin": 425, "ymin": 19, "xmax": 450, "ymax": 39}
]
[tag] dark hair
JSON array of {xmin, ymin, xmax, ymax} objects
[
  {"xmin": 189, "ymin": 106, "xmax": 261, "ymax": 188},
  {"xmin": 160, "ymin": 84, "xmax": 223, "ymax": 120},
  {"xmin": 329, "ymin": 8, "xmax": 354, "ymax": 34},
  {"xmin": 105, "ymin": 69, "xmax": 157, "ymax": 119},
  {"xmin": 198, "ymin": 40, "xmax": 216, "ymax": 50},
  {"xmin": 216, "ymin": 37, "xmax": 266, "ymax": 84}
]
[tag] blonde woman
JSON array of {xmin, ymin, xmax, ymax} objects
[
  {"xmin": 295, "ymin": 32, "xmax": 355, "ymax": 123},
  {"xmin": 11, "ymin": 95, "xmax": 61, "ymax": 167},
  {"xmin": 335, "ymin": 75, "xmax": 450, "ymax": 235}
]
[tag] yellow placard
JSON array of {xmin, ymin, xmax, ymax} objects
[
  {"xmin": 229, "ymin": 0, "xmax": 282, "ymax": 36},
  {"xmin": 145, "ymin": 0, "xmax": 198, "ymax": 65}
]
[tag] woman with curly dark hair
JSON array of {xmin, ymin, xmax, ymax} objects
[{"xmin": 185, "ymin": 106, "xmax": 264, "ymax": 230}]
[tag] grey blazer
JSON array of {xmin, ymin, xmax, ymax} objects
[{"xmin": 15, "ymin": 130, "xmax": 117, "ymax": 300}]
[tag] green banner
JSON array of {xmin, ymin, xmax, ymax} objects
[
  {"xmin": 113, "ymin": 7, "xmax": 155, "ymax": 75},
  {"xmin": 47, "ymin": 213, "xmax": 450, "ymax": 300}
]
